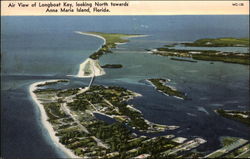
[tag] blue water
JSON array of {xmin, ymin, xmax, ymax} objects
[{"xmin": 1, "ymin": 15, "xmax": 249, "ymax": 158}]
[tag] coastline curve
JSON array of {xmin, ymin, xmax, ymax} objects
[{"xmin": 29, "ymin": 80, "xmax": 79, "ymax": 158}]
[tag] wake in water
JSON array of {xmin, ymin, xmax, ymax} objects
[{"xmin": 197, "ymin": 106, "xmax": 210, "ymax": 115}]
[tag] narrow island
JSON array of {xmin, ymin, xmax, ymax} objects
[
  {"xmin": 215, "ymin": 109, "xmax": 250, "ymax": 126},
  {"xmin": 147, "ymin": 79, "xmax": 187, "ymax": 100},
  {"xmin": 152, "ymin": 37, "xmax": 250, "ymax": 65},
  {"xmin": 182, "ymin": 37, "xmax": 249, "ymax": 47},
  {"xmin": 101, "ymin": 64, "xmax": 123, "ymax": 69},
  {"xmin": 170, "ymin": 57, "xmax": 197, "ymax": 63}
]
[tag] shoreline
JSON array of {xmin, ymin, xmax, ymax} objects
[
  {"xmin": 74, "ymin": 31, "xmax": 106, "ymax": 78},
  {"xmin": 74, "ymin": 32, "xmax": 149, "ymax": 78},
  {"xmin": 146, "ymin": 79, "xmax": 185, "ymax": 100},
  {"xmin": 29, "ymin": 80, "xmax": 79, "ymax": 158},
  {"xmin": 76, "ymin": 58, "xmax": 105, "ymax": 78},
  {"xmin": 74, "ymin": 31, "xmax": 106, "ymax": 45}
]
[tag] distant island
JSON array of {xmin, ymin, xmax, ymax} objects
[
  {"xmin": 182, "ymin": 37, "xmax": 249, "ymax": 47},
  {"xmin": 101, "ymin": 64, "xmax": 123, "ymax": 68},
  {"xmin": 215, "ymin": 109, "xmax": 250, "ymax": 126},
  {"xmin": 153, "ymin": 41, "xmax": 250, "ymax": 65},
  {"xmin": 170, "ymin": 57, "xmax": 197, "ymax": 63},
  {"xmin": 147, "ymin": 79, "xmax": 187, "ymax": 100}
]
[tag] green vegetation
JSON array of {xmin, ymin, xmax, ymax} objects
[
  {"xmin": 89, "ymin": 44, "xmax": 112, "ymax": 60},
  {"xmin": 178, "ymin": 152, "xmax": 203, "ymax": 158},
  {"xmin": 87, "ymin": 32, "xmax": 142, "ymax": 60},
  {"xmin": 148, "ymin": 79, "xmax": 186, "ymax": 99},
  {"xmin": 192, "ymin": 53, "xmax": 250, "ymax": 65},
  {"xmin": 220, "ymin": 136, "xmax": 240, "ymax": 146},
  {"xmin": 216, "ymin": 109, "xmax": 250, "ymax": 126},
  {"xmin": 33, "ymin": 88, "xmax": 61, "ymax": 94},
  {"xmin": 37, "ymin": 80, "xmax": 69, "ymax": 87},
  {"xmin": 227, "ymin": 144, "xmax": 250, "ymax": 158},
  {"xmin": 75, "ymin": 85, "xmax": 150, "ymax": 131},
  {"xmin": 57, "ymin": 88, "xmax": 80, "ymax": 97},
  {"xmin": 170, "ymin": 57, "xmax": 197, "ymax": 63},
  {"xmin": 164, "ymin": 43, "xmax": 178, "ymax": 47},
  {"xmin": 153, "ymin": 47, "xmax": 250, "ymax": 65},
  {"xmin": 34, "ymin": 82, "xmax": 188, "ymax": 158},
  {"xmin": 183, "ymin": 38, "xmax": 249, "ymax": 47},
  {"xmin": 101, "ymin": 64, "xmax": 123, "ymax": 68}
]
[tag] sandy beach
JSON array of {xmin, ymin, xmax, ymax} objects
[
  {"xmin": 126, "ymin": 34, "xmax": 149, "ymax": 38},
  {"xmin": 76, "ymin": 58, "xmax": 105, "ymax": 78},
  {"xmin": 29, "ymin": 80, "xmax": 79, "ymax": 158},
  {"xmin": 74, "ymin": 31, "xmax": 106, "ymax": 45},
  {"xmin": 74, "ymin": 32, "xmax": 149, "ymax": 79},
  {"xmin": 74, "ymin": 31, "xmax": 106, "ymax": 78},
  {"xmin": 116, "ymin": 35, "xmax": 149, "ymax": 46},
  {"xmin": 74, "ymin": 32, "xmax": 148, "ymax": 78}
]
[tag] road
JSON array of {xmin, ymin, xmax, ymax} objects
[{"xmin": 58, "ymin": 70, "xmax": 109, "ymax": 149}]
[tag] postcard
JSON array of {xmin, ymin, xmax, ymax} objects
[{"xmin": 1, "ymin": 1, "xmax": 249, "ymax": 158}]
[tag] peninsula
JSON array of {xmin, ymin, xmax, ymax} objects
[{"xmin": 75, "ymin": 32, "xmax": 147, "ymax": 78}]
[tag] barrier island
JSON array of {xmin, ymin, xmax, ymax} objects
[
  {"xmin": 153, "ymin": 37, "xmax": 250, "ymax": 65},
  {"xmin": 182, "ymin": 37, "xmax": 249, "ymax": 47},
  {"xmin": 31, "ymin": 80, "xmax": 203, "ymax": 158}
]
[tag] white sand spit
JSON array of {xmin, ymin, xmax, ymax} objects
[{"xmin": 76, "ymin": 58, "xmax": 105, "ymax": 78}]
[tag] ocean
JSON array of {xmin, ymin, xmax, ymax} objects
[{"xmin": 1, "ymin": 15, "xmax": 249, "ymax": 158}]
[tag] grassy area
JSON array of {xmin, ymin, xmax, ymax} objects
[
  {"xmin": 220, "ymin": 136, "xmax": 240, "ymax": 146},
  {"xmin": 224, "ymin": 144, "xmax": 250, "ymax": 158},
  {"xmin": 88, "ymin": 32, "xmax": 138, "ymax": 45},
  {"xmin": 183, "ymin": 37, "xmax": 249, "ymax": 47},
  {"xmin": 206, "ymin": 151, "xmax": 225, "ymax": 158},
  {"xmin": 192, "ymin": 53, "xmax": 250, "ymax": 65},
  {"xmin": 87, "ymin": 32, "xmax": 142, "ymax": 59},
  {"xmin": 148, "ymin": 79, "xmax": 186, "ymax": 99}
]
